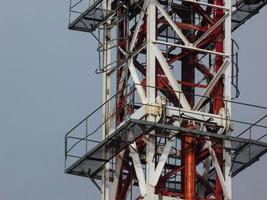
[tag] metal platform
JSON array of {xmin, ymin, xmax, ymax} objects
[
  {"xmin": 232, "ymin": 0, "xmax": 267, "ymax": 31},
  {"xmin": 65, "ymin": 118, "xmax": 267, "ymax": 181},
  {"xmin": 68, "ymin": 0, "xmax": 114, "ymax": 32},
  {"xmin": 68, "ymin": 0, "xmax": 267, "ymax": 33},
  {"xmin": 65, "ymin": 120, "xmax": 140, "ymax": 179}
]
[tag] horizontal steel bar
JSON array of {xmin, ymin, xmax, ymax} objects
[
  {"xmin": 130, "ymin": 119, "xmax": 267, "ymax": 148},
  {"xmin": 154, "ymin": 40, "xmax": 229, "ymax": 57}
]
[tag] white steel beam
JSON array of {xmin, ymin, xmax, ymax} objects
[
  {"xmin": 224, "ymin": 140, "xmax": 232, "ymax": 200},
  {"xmin": 146, "ymin": 2, "xmax": 157, "ymax": 199},
  {"xmin": 129, "ymin": 104, "xmax": 224, "ymax": 128},
  {"xmin": 130, "ymin": 105, "xmax": 145, "ymax": 120},
  {"xmin": 129, "ymin": 0, "xmax": 149, "ymax": 52},
  {"xmin": 194, "ymin": 13, "xmax": 230, "ymax": 47},
  {"xmin": 206, "ymin": 141, "xmax": 229, "ymax": 199},
  {"xmin": 182, "ymin": 0, "xmax": 230, "ymax": 10},
  {"xmin": 154, "ymin": 40, "xmax": 229, "ymax": 57},
  {"xmin": 153, "ymin": 44, "xmax": 191, "ymax": 110},
  {"xmin": 102, "ymin": 1, "xmax": 112, "ymax": 199},
  {"xmin": 129, "ymin": 59, "xmax": 148, "ymax": 104},
  {"xmin": 151, "ymin": 139, "xmax": 174, "ymax": 186},
  {"xmin": 153, "ymin": 0, "xmax": 190, "ymax": 45},
  {"xmin": 146, "ymin": 136, "xmax": 156, "ymax": 199},
  {"xmin": 147, "ymin": 1, "xmax": 156, "ymax": 104},
  {"xmin": 165, "ymin": 105, "xmax": 224, "ymax": 127},
  {"xmin": 130, "ymin": 142, "xmax": 148, "ymax": 197},
  {"xmin": 193, "ymin": 59, "xmax": 230, "ymax": 111},
  {"xmin": 223, "ymin": 0, "xmax": 232, "ymax": 198}
]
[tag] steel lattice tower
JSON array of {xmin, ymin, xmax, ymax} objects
[{"xmin": 64, "ymin": 0, "xmax": 267, "ymax": 199}]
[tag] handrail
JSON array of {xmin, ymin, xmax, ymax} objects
[
  {"xmin": 66, "ymin": 103, "xmax": 128, "ymax": 154},
  {"xmin": 64, "ymin": 84, "xmax": 131, "ymax": 169},
  {"xmin": 65, "ymin": 83, "xmax": 267, "ymax": 170},
  {"xmin": 257, "ymin": 133, "xmax": 267, "ymax": 141},
  {"xmin": 67, "ymin": 136, "xmax": 101, "ymax": 143},
  {"xmin": 65, "ymin": 84, "xmax": 130, "ymax": 139},
  {"xmin": 65, "ymin": 83, "xmax": 267, "ymax": 144},
  {"xmin": 237, "ymin": 115, "xmax": 267, "ymax": 137},
  {"xmin": 133, "ymin": 83, "xmax": 267, "ymax": 110}
]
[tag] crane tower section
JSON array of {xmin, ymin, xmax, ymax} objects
[{"xmin": 64, "ymin": 0, "xmax": 267, "ymax": 200}]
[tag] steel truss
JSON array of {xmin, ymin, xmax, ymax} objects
[{"xmin": 65, "ymin": 0, "xmax": 267, "ymax": 200}]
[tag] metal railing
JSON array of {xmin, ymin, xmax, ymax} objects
[
  {"xmin": 65, "ymin": 83, "xmax": 267, "ymax": 171},
  {"xmin": 231, "ymin": 0, "xmax": 267, "ymax": 31},
  {"xmin": 68, "ymin": 0, "xmax": 103, "ymax": 26},
  {"xmin": 64, "ymin": 84, "xmax": 132, "ymax": 169}
]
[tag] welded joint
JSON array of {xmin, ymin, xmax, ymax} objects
[
  {"xmin": 150, "ymin": 138, "xmax": 174, "ymax": 186},
  {"xmin": 194, "ymin": 13, "xmax": 230, "ymax": 47}
]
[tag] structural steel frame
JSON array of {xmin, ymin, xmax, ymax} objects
[{"xmin": 65, "ymin": 0, "xmax": 267, "ymax": 199}]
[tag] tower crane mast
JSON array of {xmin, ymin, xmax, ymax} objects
[{"xmin": 64, "ymin": 0, "xmax": 267, "ymax": 199}]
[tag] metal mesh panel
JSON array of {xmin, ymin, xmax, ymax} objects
[
  {"xmin": 231, "ymin": 143, "xmax": 267, "ymax": 176},
  {"xmin": 66, "ymin": 119, "xmax": 267, "ymax": 181},
  {"xmin": 68, "ymin": 0, "xmax": 267, "ymax": 33},
  {"xmin": 65, "ymin": 121, "xmax": 151, "ymax": 178},
  {"xmin": 232, "ymin": 0, "xmax": 267, "ymax": 31},
  {"xmin": 69, "ymin": 7, "xmax": 105, "ymax": 32}
]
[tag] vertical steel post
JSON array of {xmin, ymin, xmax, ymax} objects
[
  {"xmin": 65, "ymin": 0, "xmax": 267, "ymax": 199},
  {"xmin": 113, "ymin": 2, "xmax": 129, "ymax": 200},
  {"xmin": 181, "ymin": 2, "xmax": 196, "ymax": 199},
  {"xmin": 224, "ymin": 0, "xmax": 232, "ymax": 199},
  {"xmin": 214, "ymin": 0, "xmax": 225, "ymax": 199},
  {"xmin": 146, "ymin": 1, "xmax": 156, "ymax": 199},
  {"xmin": 102, "ymin": 1, "xmax": 111, "ymax": 200}
]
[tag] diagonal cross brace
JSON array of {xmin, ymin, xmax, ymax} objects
[
  {"xmin": 206, "ymin": 141, "xmax": 230, "ymax": 199},
  {"xmin": 194, "ymin": 59, "xmax": 230, "ymax": 111},
  {"xmin": 194, "ymin": 13, "xmax": 230, "ymax": 47},
  {"xmin": 130, "ymin": 142, "xmax": 148, "ymax": 197},
  {"xmin": 153, "ymin": 44, "xmax": 192, "ymax": 110},
  {"xmin": 129, "ymin": 0, "xmax": 149, "ymax": 52},
  {"xmin": 128, "ymin": 59, "xmax": 148, "ymax": 104},
  {"xmin": 150, "ymin": 138, "xmax": 174, "ymax": 187},
  {"xmin": 153, "ymin": 0, "xmax": 190, "ymax": 46}
]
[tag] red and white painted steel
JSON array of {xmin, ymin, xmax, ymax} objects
[{"xmin": 100, "ymin": 0, "xmax": 233, "ymax": 199}]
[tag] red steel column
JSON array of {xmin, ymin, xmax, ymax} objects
[
  {"xmin": 213, "ymin": 0, "xmax": 224, "ymax": 199},
  {"xmin": 115, "ymin": 3, "xmax": 130, "ymax": 200},
  {"xmin": 181, "ymin": 3, "xmax": 196, "ymax": 199},
  {"xmin": 184, "ymin": 131, "xmax": 196, "ymax": 200}
]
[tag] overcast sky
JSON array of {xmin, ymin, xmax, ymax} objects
[{"xmin": 0, "ymin": 1, "xmax": 266, "ymax": 200}]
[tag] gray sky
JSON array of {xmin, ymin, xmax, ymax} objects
[{"xmin": 0, "ymin": 0, "xmax": 266, "ymax": 199}]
